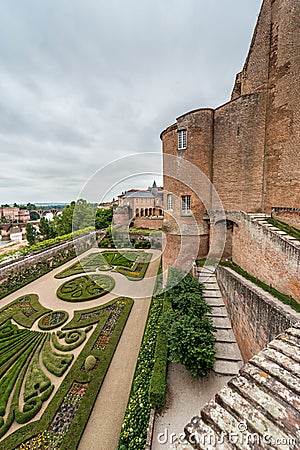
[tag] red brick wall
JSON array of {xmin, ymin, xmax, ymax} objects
[
  {"xmin": 213, "ymin": 93, "xmax": 266, "ymax": 212},
  {"xmin": 239, "ymin": 0, "xmax": 271, "ymax": 96},
  {"xmin": 232, "ymin": 214, "xmax": 300, "ymax": 301},
  {"xmin": 263, "ymin": 0, "xmax": 300, "ymax": 211},
  {"xmin": 133, "ymin": 217, "xmax": 162, "ymax": 230},
  {"xmin": 272, "ymin": 209, "xmax": 300, "ymax": 230}
]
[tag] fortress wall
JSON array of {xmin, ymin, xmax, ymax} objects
[
  {"xmin": 162, "ymin": 110, "xmax": 214, "ymax": 226},
  {"xmin": 238, "ymin": 0, "xmax": 271, "ymax": 96},
  {"xmin": 216, "ymin": 265, "xmax": 300, "ymax": 362},
  {"xmin": 162, "ymin": 110, "xmax": 213, "ymax": 261},
  {"xmin": 213, "ymin": 93, "xmax": 266, "ymax": 212},
  {"xmin": 272, "ymin": 207, "xmax": 300, "ymax": 229},
  {"xmin": 232, "ymin": 215, "xmax": 300, "ymax": 301},
  {"xmin": 263, "ymin": 0, "xmax": 300, "ymax": 210}
]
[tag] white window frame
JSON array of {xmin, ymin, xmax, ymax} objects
[
  {"xmin": 178, "ymin": 129, "xmax": 187, "ymax": 150},
  {"xmin": 167, "ymin": 194, "xmax": 173, "ymax": 210},
  {"xmin": 181, "ymin": 195, "xmax": 191, "ymax": 215}
]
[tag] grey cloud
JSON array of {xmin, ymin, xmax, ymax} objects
[{"xmin": 0, "ymin": 0, "xmax": 262, "ymax": 203}]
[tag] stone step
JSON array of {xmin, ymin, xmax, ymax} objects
[
  {"xmin": 213, "ymin": 360, "xmax": 243, "ymax": 376},
  {"xmin": 212, "ymin": 317, "xmax": 232, "ymax": 329},
  {"xmin": 214, "ymin": 328, "xmax": 237, "ymax": 343},
  {"xmin": 203, "ymin": 290, "xmax": 223, "ymax": 298},
  {"xmin": 201, "ymin": 283, "xmax": 220, "ymax": 290},
  {"xmin": 215, "ymin": 342, "xmax": 242, "ymax": 361},
  {"xmin": 207, "ymin": 306, "xmax": 228, "ymax": 317},
  {"xmin": 205, "ymin": 297, "xmax": 224, "ymax": 307}
]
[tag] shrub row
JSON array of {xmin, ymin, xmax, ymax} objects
[
  {"xmin": 0, "ymin": 227, "xmax": 94, "ymax": 265},
  {"xmin": 42, "ymin": 335, "xmax": 74, "ymax": 377},
  {"xmin": 117, "ymin": 263, "xmax": 163, "ymax": 450},
  {"xmin": 149, "ymin": 293, "xmax": 171, "ymax": 408},
  {"xmin": 0, "ymin": 231, "xmax": 96, "ymax": 301}
]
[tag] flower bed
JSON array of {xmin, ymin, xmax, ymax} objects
[{"xmin": 38, "ymin": 311, "xmax": 69, "ymax": 330}]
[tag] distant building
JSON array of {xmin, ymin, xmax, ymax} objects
[
  {"xmin": 0, "ymin": 207, "xmax": 30, "ymax": 223},
  {"xmin": 115, "ymin": 181, "xmax": 164, "ymax": 229}
]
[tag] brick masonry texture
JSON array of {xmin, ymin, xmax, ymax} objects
[
  {"xmin": 272, "ymin": 207, "xmax": 300, "ymax": 229},
  {"xmin": 161, "ymin": 0, "xmax": 300, "ymax": 214},
  {"xmin": 231, "ymin": 213, "xmax": 300, "ymax": 301},
  {"xmin": 161, "ymin": 0, "xmax": 300, "ymax": 296}
]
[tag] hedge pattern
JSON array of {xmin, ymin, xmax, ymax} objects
[
  {"xmin": 56, "ymin": 274, "xmax": 115, "ymax": 302},
  {"xmin": 0, "ymin": 297, "xmax": 133, "ymax": 449},
  {"xmin": 54, "ymin": 250, "xmax": 152, "ymax": 281}
]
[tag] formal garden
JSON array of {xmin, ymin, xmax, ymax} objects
[
  {"xmin": 0, "ymin": 291, "xmax": 133, "ymax": 450},
  {"xmin": 0, "ymin": 243, "xmax": 160, "ymax": 449}
]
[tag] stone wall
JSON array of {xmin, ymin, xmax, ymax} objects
[
  {"xmin": 231, "ymin": 214, "xmax": 300, "ymax": 301},
  {"xmin": 216, "ymin": 265, "xmax": 300, "ymax": 362},
  {"xmin": 0, "ymin": 231, "xmax": 103, "ymax": 282}
]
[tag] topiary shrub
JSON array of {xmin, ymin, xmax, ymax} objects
[{"xmin": 84, "ymin": 355, "xmax": 97, "ymax": 371}]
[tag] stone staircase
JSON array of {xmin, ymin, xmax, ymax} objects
[
  {"xmin": 198, "ymin": 266, "xmax": 243, "ymax": 376},
  {"xmin": 247, "ymin": 213, "xmax": 300, "ymax": 247}
]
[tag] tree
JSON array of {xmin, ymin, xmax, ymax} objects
[
  {"xmin": 26, "ymin": 203, "xmax": 37, "ymax": 210},
  {"xmin": 26, "ymin": 223, "xmax": 37, "ymax": 246},
  {"xmin": 95, "ymin": 207, "xmax": 113, "ymax": 230},
  {"xmin": 39, "ymin": 217, "xmax": 57, "ymax": 240},
  {"xmin": 54, "ymin": 199, "xmax": 95, "ymax": 236}
]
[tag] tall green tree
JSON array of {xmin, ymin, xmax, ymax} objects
[
  {"xmin": 95, "ymin": 207, "xmax": 113, "ymax": 230},
  {"xmin": 39, "ymin": 217, "xmax": 57, "ymax": 240},
  {"xmin": 26, "ymin": 223, "xmax": 37, "ymax": 246},
  {"xmin": 54, "ymin": 199, "xmax": 95, "ymax": 235}
]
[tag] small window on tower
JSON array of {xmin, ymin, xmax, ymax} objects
[
  {"xmin": 167, "ymin": 194, "xmax": 173, "ymax": 210},
  {"xmin": 181, "ymin": 195, "xmax": 191, "ymax": 215},
  {"xmin": 178, "ymin": 130, "xmax": 187, "ymax": 150}
]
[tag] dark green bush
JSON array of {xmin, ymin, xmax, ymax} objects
[{"xmin": 163, "ymin": 268, "xmax": 216, "ymax": 377}]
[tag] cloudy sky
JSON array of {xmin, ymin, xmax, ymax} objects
[{"xmin": 0, "ymin": 0, "xmax": 262, "ymax": 204}]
